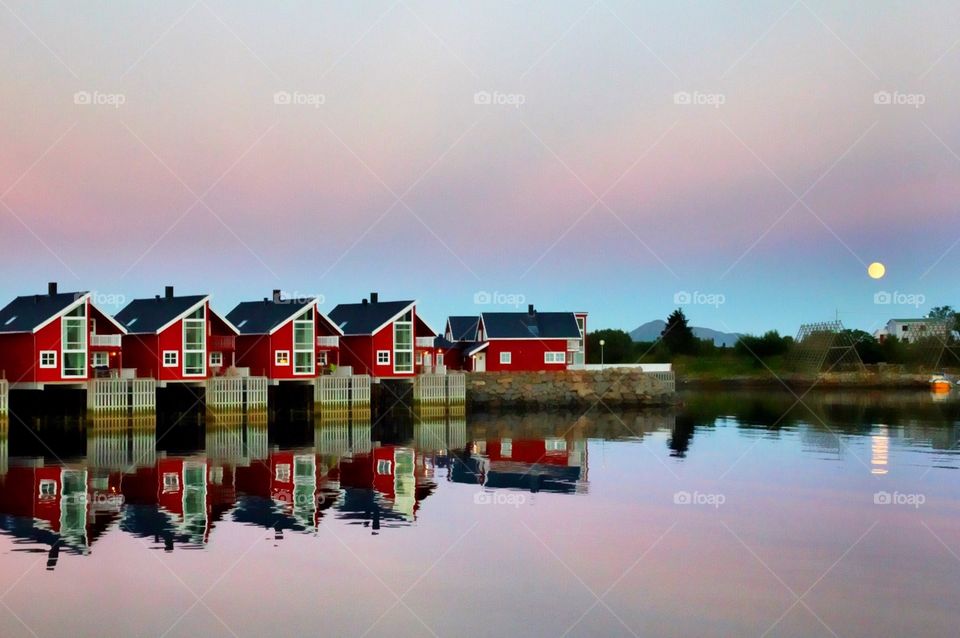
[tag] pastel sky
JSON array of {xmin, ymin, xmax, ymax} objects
[{"xmin": 1, "ymin": 0, "xmax": 959, "ymax": 336}]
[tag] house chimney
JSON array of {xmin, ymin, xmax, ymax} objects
[
  {"xmin": 362, "ymin": 298, "xmax": 368, "ymax": 305},
  {"xmin": 272, "ymin": 289, "xmax": 282, "ymax": 303},
  {"xmin": 165, "ymin": 285, "xmax": 174, "ymax": 299},
  {"xmin": 528, "ymin": 304, "xmax": 535, "ymax": 315},
  {"xmin": 370, "ymin": 292, "xmax": 378, "ymax": 304},
  {"xmin": 47, "ymin": 282, "xmax": 57, "ymax": 296}
]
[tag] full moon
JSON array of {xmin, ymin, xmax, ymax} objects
[{"xmin": 868, "ymin": 262, "xmax": 886, "ymax": 279}]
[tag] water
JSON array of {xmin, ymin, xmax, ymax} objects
[{"xmin": 0, "ymin": 390, "xmax": 959, "ymax": 637}]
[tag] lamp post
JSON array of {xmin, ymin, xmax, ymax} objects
[{"xmin": 599, "ymin": 339, "xmax": 605, "ymax": 370}]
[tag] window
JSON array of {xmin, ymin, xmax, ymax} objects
[
  {"xmin": 183, "ymin": 305, "xmax": 206, "ymax": 376},
  {"xmin": 293, "ymin": 307, "xmax": 314, "ymax": 374},
  {"xmin": 39, "ymin": 479, "xmax": 57, "ymax": 499},
  {"xmin": 275, "ymin": 350, "xmax": 290, "ymax": 366},
  {"xmin": 275, "ymin": 464, "xmax": 291, "ymax": 482},
  {"xmin": 437, "ymin": 353, "xmax": 444, "ymax": 367},
  {"xmin": 210, "ymin": 466, "xmax": 223, "ymax": 485},
  {"xmin": 40, "ymin": 351, "xmax": 57, "ymax": 368},
  {"xmin": 500, "ymin": 351, "xmax": 512, "ymax": 364},
  {"xmin": 163, "ymin": 351, "xmax": 178, "ymax": 367},
  {"xmin": 209, "ymin": 351, "xmax": 223, "ymax": 367},
  {"xmin": 393, "ymin": 310, "xmax": 413, "ymax": 373},
  {"xmin": 62, "ymin": 302, "xmax": 87, "ymax": 377},
  {"xmin": 91, "ymin": 351, "xmax": 108, "ymax": 368},
  {"xmin": 376, "ymin": 459, "xmax": 392, "ymax": 475},
  {"xmin": 318, "ymin": 351, "xmax": 328, "ymax": 366},
  {"xmin": 416, "ymin": 352, "xmax": 423, "ymax": 365},
  {"xmin": 377, "ymin": 350, "xmax": 390, "ymax": 365},
  {"xmin": 162, "ymin": 472, "xmax": 180, "ymax": 493},
  {"xmin": 545, "ymin": 352, "xmax": 566, "ymax": 364}
]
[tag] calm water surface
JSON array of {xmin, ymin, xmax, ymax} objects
[{"xmin": 1, "ymin": 390, "xmax": 959, "ymax": 637}]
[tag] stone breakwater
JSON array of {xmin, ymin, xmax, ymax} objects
[{"xmin": 466, "ymin": 369, "xmax": 676, "ymax": 409}]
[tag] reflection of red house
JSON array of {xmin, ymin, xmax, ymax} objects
[
  {"xmin": 227, "ymin": 292, "xmax": 344, "ymax": 380},
  {"xmin": 0, "ymin": 283, "xmax": 126, "ymax": 388},
  {"xmin": 115, "ymin": 287, "xmax": 239, "ymax": 383}
]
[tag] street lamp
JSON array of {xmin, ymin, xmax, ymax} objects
[{"xmin": 599, "ymin": 339, "xmax": 605, "ymax": 370}]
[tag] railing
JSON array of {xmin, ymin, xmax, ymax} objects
[
  {"xmin": 0, "ymin": 379, "xmax": 7, "ymax": 415},
  {"xmin": 413, "ymin": 372, "xmax": 465, "ymax": 406},
  {"xmin": 209, "ymin": 335, "xmax": 236, "ymax": 351},
  {"xmin": 415, "ymin": 337, "xmax": 434, "ymax": 348},
  {"xmin": 317, "ymin": 336, "xmax": 340, "ymax": 348},
  {"xmin": 90, "ymin": 334, "xmax": 122, "ymax": 347},
  {"xmin": 315, "ymin": 375, "xmax": 371, "ymax": 407}
]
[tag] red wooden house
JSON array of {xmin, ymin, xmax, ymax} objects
[
  {"xmin": 0, "ymin": 282, "xmax": 127, "ymax": 389},
  {"xmin": 327, "ymin": 293, "xmax": 436, "ymax": 378},
  {"xmin": 114, "ymin": 286, "xmax": 239, "ymax": 384},
  {"xmin": 226, "ymin": 291, "xmax": 343, "ymax": 381},
  {"xmin": 439, "ymin": 306, "xmax": 587, "ymax": 372}
]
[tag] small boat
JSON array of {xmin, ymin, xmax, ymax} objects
[{"xmin": 929, "ymin": 374, "xmax": 953, "ymax": 393}]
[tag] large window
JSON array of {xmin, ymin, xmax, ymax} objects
[
  {"xmin": 293, "ymin": 307, "xmax": 314, "ymax": 375},
  {"xmin": 545, "ymin": 352, "xmax": 566, "ymax": 364},
  {"xmin": 393, "ymin": 310, "xmax": 413, "ymax": 373},
  {"xmin": 62, "ymin": 303, "xmax": 87, "ymax": 377},
  {"xmin": 183, "ymin": 306, "xmax": 206, "ymax": 376}
]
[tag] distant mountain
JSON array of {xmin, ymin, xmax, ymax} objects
[{"xmin": 630, "ymin": 320, "xmax": 742, "ymax": 348}]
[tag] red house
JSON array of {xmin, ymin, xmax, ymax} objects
[
  {"xmin": 328, "ymin": 293, "xmax": 436, "ymax": 378},
  {"xmin": 114, "ymin": 286, "xmax": 239, "ymax": 384},
  {"xmin": 226, "ymin": 291, "xmax": 343, "ymax": 381},
  {"xmin": 0, "ymin": 282, "xmax": 127, "ymax": 389},
  {"xmin": 440, "ymin": 306, "xmax": 587, "ymax": 372}
]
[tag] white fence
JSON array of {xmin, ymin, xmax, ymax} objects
[
  {"xmin": 648, "ymin": 371, "xmax": 676, "ymax": 393},
  {"xmin": 570, "ymin": 363, "xmax": 673, "ymax": 372},
  {"xmin": 316, "ymin": 375, "xmax": 371, "ymax": 407},
  {"xmin": 90, "ymin": 334, "xmax": 122, "ymax": 347},
  {"xmin": 88, "ymin": 378, "xmax": 157, "ymax": 412},
  {"xmin": 414, "ymin": 373, "xmax": 466, "ymax": 405},
  {"xmin": 0, "ymin": 379, "xmax": 7, "ymax": 414},
  {"xmin": 206, "ymin": 377, "xmax": 268, "ymax": 409}
]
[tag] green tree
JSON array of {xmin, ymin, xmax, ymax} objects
[
  {"xmin": 586, "ymin": 329, "xmax": 634, "ymax": 364},
  {"xmin": 928, "ymin": 306, "xmax": 959, "ymax": 337},
  {"xmin": 735, "ymin": 330, "xmax": 792, "ymax": 359},
  {"xmin": 661, "ymin": 309, "xmax": 698, "ymax": 355}
]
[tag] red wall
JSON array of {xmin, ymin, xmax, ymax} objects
[
  {"xmin": 483, "ymin": 338, "xmax": 570, "ymax": 372},
  {"xmin": 337, "ymin": 310, "xmax": 418, "ymax": 378}
]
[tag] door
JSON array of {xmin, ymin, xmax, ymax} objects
[
  {"xmin": 424, "ymin": 353, "xmax": 432, "ymax": 373},
  {"xmin": 474, "ymin": 352, "xmax": 485, "ymax": 372}
]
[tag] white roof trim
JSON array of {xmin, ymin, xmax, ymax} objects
[
  {"xmin": 318, "ymin": 308, "xmax": 344, "ymax": 336},
  {"xmin": 149, "ymin": 297, "xmax": 210, "ymax": 335},
  {"xmin": 263, "ymin": 298, "xmax": 317, "ymax": 336},
  {"xmin": 32, "ymin": 293, "xmax": 90, "ymax": 334},
  {"xmin": 90, "ymin": 302, "xmax": 128, "ymax": 335},
  {"xmin": 212, "ymin": 306, "xmax": 240, "ymax": 335},
  {"xmin": 369, "ymin": 300, "xmax": 417, "ymax": 336},
  {"xmin": 416, "ymin": 314, "xmax": 437, "ymax": 337}
]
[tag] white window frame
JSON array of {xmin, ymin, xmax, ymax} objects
[
  {"xmin": 209, "ymin": 351, "xmax": 223, "ymax": 367},
  {"xmin": 182, "ymin": 305, "xmax": 206, "ymax": 377},
  {"xmin": 500, "ymin": 351, "xmax": 512, "ymax": 365},
  {"xmin": 162, "ymin": 472, "xmax": 180, "ymax": 493},
  {"xmin": 275, "ymin": 463, "xmax": 291, "ymax": 482},
  {"xmin": 501, "ymin": 438, "xmax": 512, "ymax": 458},
  {"xmin": 61, "ymin": 303, "xmax": 87, "ymax": 378},
  {"xmin": 544, "ymin": 351, "xmax": 565, "ymax": 364},
  {"xmin": 377, "ymin": 350, "xmax": 391, "ymax": 365},
  {"xmin": 292, "ymin": 307, "xmax": 315, "ymax": 375},
  {"xmin": 318, "ymin": 351, "xmax": 328, "ymax": 366},
  {"xmin": 393, "ymin": 310, "xmax": 413, "ymax": 374},
  {"xmin": 39, "ymin": 479, "xmax": 58, "ymax": 498},
  {"xmin": 436, "ymin": 353, "xmax": 444, "ymax": 367},
  {"xmin": 91, "ymin": 351, "xmax": 109, "ymax": 367},
  {"xmin": 376, "ymin": 459, "xmax": 392, "ymax": 475},
  {"xmin": 275, "ymin": 350, "xmax": 290, "ymax": 367},
  {"xmin": 162, "ymin": 351, "xmax": 179, "ymax": 368},
  {"xmin": 40, "ymin": 350, "xmax": 58, "ymax": 369},
  {"xmin": 416, "ymin": 351, "xmax": 423, "ymax": 365}
]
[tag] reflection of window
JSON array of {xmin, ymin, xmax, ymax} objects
[
  {"xmin": 40, "ymin": 351, "xmax": 57, "ymax": 368},
  {"xmin": 275, "ymin": 350, "xmax": 290, "ymax": 366},
  {"xmin": 210, "ymin": 466, "xmax": 224, "ymax": 485},
  {"xmin": 275, "ymin": 464, "xmax": 291, "ymax": 482},
  {"xmin": 163, "ymin": 351, "xmax": 178, "ymax": 367},
  {"xmin": 500, "ymin": 352, "xmax": 511, "ymax": 364},
  {"xmin": 545, "ymin": 438, "xmax": 567, "ymax": 452},
  {"xmin": 376, "ymin": 459, "xmax": 392, "ymax": 475},
  {"xmin": 163, "ymin": 472, "xmax": 180, "ymax": 493},
  {"xmin": 377, "ymin": 350, "xmax": 390, "ymax": 365},
  {"xmin": 501, "ymin": 438, "xmax": 512, "ymax": 458},
  {"xmin": 39, "ymin": 479, "xmax": 57, "ymax": 499},
  {"xmin": 209, "ymin": 351, "xmax": 223, "ymax": 367}
]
